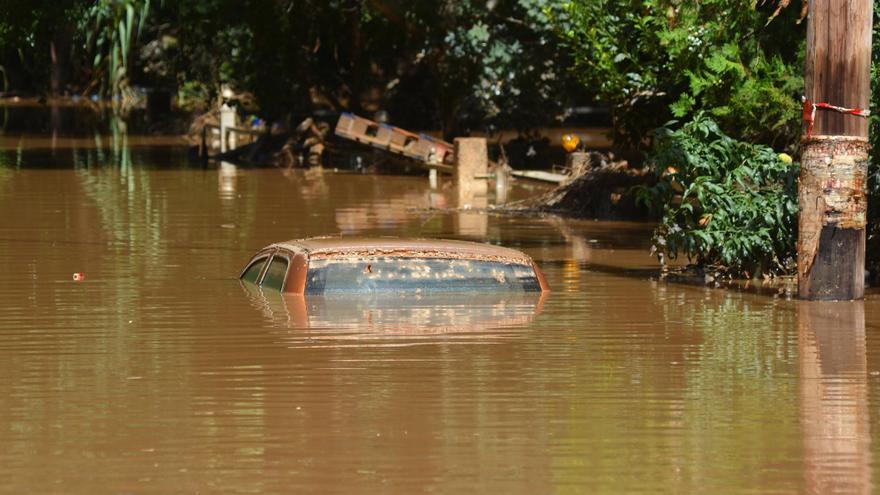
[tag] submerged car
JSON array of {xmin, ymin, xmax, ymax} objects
[{"xmin": 240, "ymin": 237, "xmax": 549, "ymax": 294}]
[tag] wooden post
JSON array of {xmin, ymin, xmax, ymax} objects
[
  {"xmin": 799, "ymin": 0, "xmax": 873, "ymax": 300},
  {"xmin": 566, "ymin": 152, "xmax": 590, "ymax": 178}
]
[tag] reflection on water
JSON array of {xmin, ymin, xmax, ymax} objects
[
  {"xmin": 218, "ymin": 160, "xmax": 238, "ymax": 199},
  {"xmin": 1, "ymin": 135, "xmax": 879, "ymax": 493},
  {"xmin": 799, "ymin": 302, "xmax": 872, "ymax": 495},
  {"xmin": 242, "ymin": 283, "xmax": 545, "ymax": 345}
]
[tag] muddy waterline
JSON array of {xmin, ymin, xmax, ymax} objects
[{"xmin": 0, "ymin": 137, "xmax": 877, "ymax": 494}]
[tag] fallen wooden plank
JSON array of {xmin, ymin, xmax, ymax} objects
[{"xmin": 510, "ymin": 170, "xmax": 569, "ymax": 184}]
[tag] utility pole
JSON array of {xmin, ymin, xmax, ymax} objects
[{"xmin": 799, "ymin": 0, "xmax": 873, "ymax": 300}]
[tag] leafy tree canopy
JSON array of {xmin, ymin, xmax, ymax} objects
[
  {"xmin": 0, "ymin": 0, "xmax": 586, "ymax": 135},
  {"xmin": 561, "ymin": 0, "xmax": 805, "ymax": 151}
]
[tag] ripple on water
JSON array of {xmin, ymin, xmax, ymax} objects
[{"xmin": 0, "ymin": 162, "xmax": 874, "ymax": 493}]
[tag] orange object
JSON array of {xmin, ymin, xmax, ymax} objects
[
  {"xmin": 561, "ymin": 134, "xmax": 580, "ymax": 152},
  {"xmin": 72, "ymin": 272, "xmax": 85, "ymax": 281}
]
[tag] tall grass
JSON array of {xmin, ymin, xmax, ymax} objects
[{"xmin": 86, "ymin": 0, "xmax": 151, "ymax": 104}]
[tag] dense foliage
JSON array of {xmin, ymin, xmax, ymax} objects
[
  {"xmin": 0, "ymin": 0, "xmax": 584, "ymax": 135},
  {"xmin": 436, "ymin": 0, "xmax": 578, "ymax": 132},
  {"xmin": 561, "ymin": 0, "xmax": 804, "ymax": 151},
  {"xmin": 5, "ymin": 0, "xmax": 880, "ymax": 278},
  {"xmin": 636, "ymin": 115, "xmax": 799, "ymax": 276},
  {"xmin": 865, "ymin": 0, "xmax": 880, "ymax": 275},
  {"xmin": 873, "ymin": 1, "xmax": 880, "ymax": 182},
  {"xmin": 558, "ymin": 0, "xmax": 810, "ymax": 275},
  {"xmin": 84, "ymin": 0, "xmax": 151, "ymax": 99}
]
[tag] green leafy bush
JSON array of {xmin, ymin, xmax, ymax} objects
[
  {"xmin": 560, "ymin": 0, "xmax": 803, "ymax": 151},
  {"xmin": 636, "ymin": 115, "xmax": 798, "ymax": 276},
  {"xmin": 84, "ymin": 0, "xmax": 152, "ymax": 99},
  {"xmin": 866, "ymin": 0, "xmax": 880, "ymax": 277}
]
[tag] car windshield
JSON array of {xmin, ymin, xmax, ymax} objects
[{"xmin": 304, "ymin": 257, "xmax": 540, "ymax": 294}]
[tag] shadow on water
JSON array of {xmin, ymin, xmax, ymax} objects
[
  {"xmin": 0, "ymin": 102, "xmax": 190, "ymax": 169},
  {"xmin": 539, "ymin": 215, "xmax": 799, "ymax": 298},
  {"xmin": 0, "ymin": 98, "xmax": 179, "ymax": 137}
]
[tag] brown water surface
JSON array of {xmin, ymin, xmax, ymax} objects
[{"xmin": 0, "ymin": 139, "xmax": 878, "ymax": 494}]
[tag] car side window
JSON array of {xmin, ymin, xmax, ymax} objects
[
  {"xmin": 261, "ymin": 255, "xmax": 290, "ymax": 291},
  {"xmin": 241, "ymin": 257, "xmax": 268, "ymax": 284}
]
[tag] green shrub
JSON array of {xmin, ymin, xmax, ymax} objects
[
  {"xmin": 636, "ymin": 115, "xmax": 799, "ymax": 276},
  {"xmin": 866, "ymin": 0, "xmax": 880, "ymax": 277},
  {"xmin": 560, "ymin": 0, "xmax": 804, "ymax": 152}
]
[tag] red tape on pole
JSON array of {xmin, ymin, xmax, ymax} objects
[{"xmin": 802, "ymin": 96, "xmax": 871, "ymax": 138}]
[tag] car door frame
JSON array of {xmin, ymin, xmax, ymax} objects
[
  {"xmin": 239, "ymin": 249, "xmax": 275, "ymax": 285},
  {"xmin": 259, "ymin": 250, "xmax": 292, "ymax": 291}
]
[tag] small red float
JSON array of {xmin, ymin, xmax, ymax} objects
[{"xmin": 72, "ymin": 272, "xmax": 85, "ymax": 281}]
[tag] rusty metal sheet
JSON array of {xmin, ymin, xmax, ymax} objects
[{"xmin": 273, "ymin": 237, "xmax": 536, "ymax": 266}]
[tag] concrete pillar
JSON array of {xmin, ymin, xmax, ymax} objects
[
  {"xmin": 428, "ymin": 168, "xmax": 438, "ymax": 189},
  {"xmin": 219, "ymin": 103, "xmax": 236, "ymax": 152},
  {"xmin": 454, "ymin": 137, "xmax": 488, "ymax": 207}
]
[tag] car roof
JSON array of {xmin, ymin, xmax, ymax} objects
[{"xmin": 267, "ymin": 236, "xmax": 535, "ymax": 265}]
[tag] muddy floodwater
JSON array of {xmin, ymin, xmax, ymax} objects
[{"xmin": 1, "ymin": 136, "xmax": 879, "ymax": 494}]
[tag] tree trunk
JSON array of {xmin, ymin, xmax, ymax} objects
[
  {"xmin": 798, "ymin": 0, "xmax": 873, "ymax": 300},
  {"xmin": 49, "ymin": 27, "xmax": 72, "ymax": 96},
  {"xmin": 349, "ymin": 1, "xmax": 365, "ymax": 114}
]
